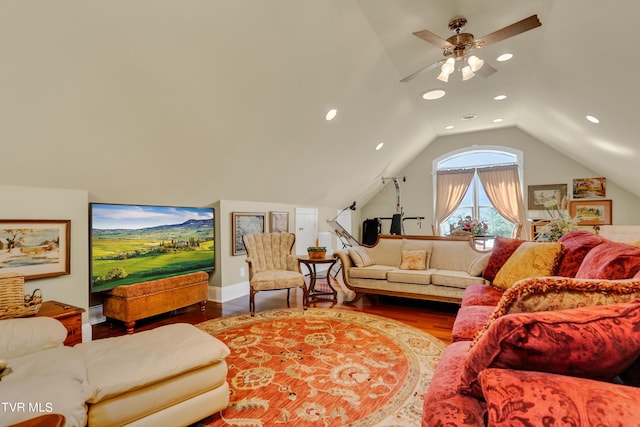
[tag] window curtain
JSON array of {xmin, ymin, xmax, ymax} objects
[
  {"xmin": 477, "ymin": 164, "xmax": 529, "ymax": 239},
  {"xmin": 434, "ymin": 169, "xmax": 475, "ymax": 235}
]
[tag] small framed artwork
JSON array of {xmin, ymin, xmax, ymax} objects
[
  {"xmin": 232, "ymin": 212, "xmax": 265, "ymax": 256},
  {"xmin": 0, "ymin": 219, "xmax": 71, "ymax": 280},
  {"xmin": 569, "ymin": 199, "xmax": 612, "ymax": 225},
  {"xmin": 573, "ymin": 177, "xmax": 606, "ymax": 198},
  {"xmin": 527, "ymin": 184, "xmax": 568, "ymax": 210},
  {"xmin": 270, "ymin": 211, "xmax": 289, "ymax": 233}
]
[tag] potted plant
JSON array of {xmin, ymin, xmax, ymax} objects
[{"xmin": 307, "ymin": 246, "xmax": 327, "ymax": 260}]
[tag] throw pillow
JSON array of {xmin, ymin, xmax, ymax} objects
[
  {"xmin": 466, "ymin": 253, "xmax": 491, "ymax": 277},
  {"xmin": 575, "ymin": 241, "xmax": 640, "ymax": 279},
  {"xmin": 479, "ymin": 368, "xmax": 640, "ymax": 427},
  {"xmin": 460, "ymin": 300, "xmax": 640, "ymax": 397},
  {"xmin": 492, "ymin": 242, "xmax": 563, "ymax": 290},
  {"xmin": 399, "ymin": 249, "xmax": 429, "ymax": 270},
  {"xmin": 347, "ymin": 246, "xmax": 375, "ymax": 268},
  {"xmin": 556, "ymin": 230, "xmax": 607, "ymax": 277},
  {"xmin": 482, "ymin": 237, "xmax": 525, "ymax": 283},
  {"xmin": 0, "ymin": 317, "xmax": 67, "ymax": 359},
  {"xmin": 471, "ymin": 277, "xmax": 640, "ymax": 346}
]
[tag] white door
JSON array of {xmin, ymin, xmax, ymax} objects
[{"xmin": 295, "ymin": 208, "xmax": 318, "ymax": 256}]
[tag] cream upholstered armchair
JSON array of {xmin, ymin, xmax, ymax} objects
[{"xmin": 242, "ymin": 233, "xmax": 308, "ymax": 316}]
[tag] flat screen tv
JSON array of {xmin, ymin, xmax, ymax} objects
[{"xmin": 89, "ymin": 203, "xmax": 214, "ymax": 293}]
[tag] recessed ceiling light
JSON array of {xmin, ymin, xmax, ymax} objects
[
  {"xmin": 586, "ymin": 115, "xmax": 600, "ymax": 124},
  {"xmin": 445, "ymin": 125, "xmax": 455, "ymax": 130},
  {"xmin": 422, "ymin": 89, "xmax": 446, "ymax": 100},
  {"xmin": 461, "ymin": 113, "xmax": 477, "ymax": 121},
  {"xmin": 325, "ymin": 109, "xmax": 337, "ymax": 121},
  {"xmin": 493, "ymin": 95, "xmax": 507, "ymax": 101},
  {"xmin": 375, "ymin": 142, "xmax": 384, "ymax": 151},
  {"xmin": 497, "ymin": 53, "xmax": 513, "ymax": 62},
  {"xmin": 493, "ymin": 118, "xmax": 504, "ymax": 123}
]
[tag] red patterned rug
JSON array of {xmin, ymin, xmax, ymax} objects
[{"xmin": 195, "ymin": 308, "xmax": 444, "ymax": 426}]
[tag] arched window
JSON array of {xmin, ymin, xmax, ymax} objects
[{"xmin": 433, "ymin": 146, "xmax": 525, "ymax": 238}]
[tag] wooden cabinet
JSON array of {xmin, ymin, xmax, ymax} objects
[{"xmin": 36, "ymin": 301, "xmax": 85, "ymax": 346}]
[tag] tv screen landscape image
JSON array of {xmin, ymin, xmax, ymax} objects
[{"xmin": 90, "ymin": 203, "xmax": 214, "ymax": 293}]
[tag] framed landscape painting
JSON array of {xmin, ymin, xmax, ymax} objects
[
  {"xmin": 0, "ymin": 219, "xmax": 71, "ymax": 280},
  {"xmin": 573, "ymin": 177, "xmax": 606, "ymax": 199},
  {"xmin": 528, "ymin": 184, "xmax": 568, "ymax": 210},
  {"xmin": 569, "ymin": 199, "xmax": 612, "ymax": 225},
  {"xmin": 232, "ymin": 212, "xmax": 265, "ymax": 255}
]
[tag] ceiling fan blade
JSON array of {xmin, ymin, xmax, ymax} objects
[
  {"xmin": 476, "ymin": 61, "xmax": 497, "ymax": 78},
  {"xmin": 400, "ymin": 60, "xmax": 445, "ymax": 83},
  {"xmin": 476, "ymin": 15, "xmax": 541, "ymax": 47},
  {"xmin": 412, "ymin": 29, "xmax": 454, "ymax": 49}
]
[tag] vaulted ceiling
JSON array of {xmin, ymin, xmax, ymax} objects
[{"xmin": 1, "ymin": 1, "xmax": 638, "ymax": 208}]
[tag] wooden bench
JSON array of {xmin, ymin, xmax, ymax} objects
[{"xmin": 102, "ymin": 271, "xmax": 209, "ymax": 334}]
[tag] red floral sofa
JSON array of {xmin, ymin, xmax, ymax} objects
[{"xmin": 423, "ymin": 230, "xmax": 640, "ymax": 426}]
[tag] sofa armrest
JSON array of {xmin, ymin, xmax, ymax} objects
[{"xmin": 334, "ymin": 250, "xmax": 356, "ymax": 294}]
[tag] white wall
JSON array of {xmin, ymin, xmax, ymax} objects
[
  {"xmin": 210, "ymin": 200, "xmax": 340, "ymax": 303},
  {"xmin": 361, "ymin": 127, "xmax": 640, "ymax": 237},
  {"xmin": 0, "ymin": 185, "xmax": 89, "ymax": 320}
]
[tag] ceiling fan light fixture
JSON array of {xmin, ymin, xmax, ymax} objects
[
  {"xmin": 461, "ymin": 65, "xmax": 475, "ymax": 81},
  {"xmin": 468, "ymin": 55, "xmax": 484, "ymax": 72}
]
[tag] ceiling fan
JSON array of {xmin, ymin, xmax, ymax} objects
[{"xmin": 400, "ymin": 14, "xmax": 541, "ymax": 83}]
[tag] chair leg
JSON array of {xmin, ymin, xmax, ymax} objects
[
  {"xmin": 250, "ymin": 288, "xmax": 257, "ymax": 317},
  {"xmin": 301, "ymin": 284, "xmax": 308, "ymax": 311},
  {"xmin": 286, "ymin": 288, "xmax": 291, "ymax": 307}
]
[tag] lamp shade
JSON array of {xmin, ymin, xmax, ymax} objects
[
  {"xmin": 468, "ymin": 55, "xmax": 484, "ymax": 72},
  {"xmin": 462, "ymin": 65, "xmax": 475, "ymax": 81}
]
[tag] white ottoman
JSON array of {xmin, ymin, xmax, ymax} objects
[{"xmin": 75, "ymin": 323, "xmax": 230, "ymax": 427}]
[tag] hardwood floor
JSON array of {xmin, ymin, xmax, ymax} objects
[{"xmin": 92, "ymin": 285, "xmax": 459, "ymax": 345}]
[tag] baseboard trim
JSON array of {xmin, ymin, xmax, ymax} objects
[{"xmin": 208, "ymin": 281, "xmax": 249, "ymax": 303}]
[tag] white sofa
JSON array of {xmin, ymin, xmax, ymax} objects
[
  {"xmin": 335, "ymin": 235, "xmax": 490, "ymax": 304},
  {"xmin": 0, "ymin": 317, "xmax": 230, "ymax": 427}
]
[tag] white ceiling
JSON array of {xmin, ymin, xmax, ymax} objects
[{"xmin": 1, "ymin": 1, "xmax": 638, "ymax": 208}]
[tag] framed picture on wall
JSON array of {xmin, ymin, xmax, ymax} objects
[
  {"xmin": 0, "ymin": 219, "xmax": 71, "ymax": 280},
  {"xmin": 527, "ymin": 184, "xmax": 568, "ymax": 210},
  {"xmin": 270, "ymin": 211, "xmax": 289, "ymax": 233},
  {"xmin": 232, "ymin": 212, "xmax": 265, "ymax": 256},
  {"xmin": 573, "ymin": 177, "xmax": 606, "ymax": 198},
  {"xmin": 569, "ymin": 199, "xmax": 612, "ymax": 225}
]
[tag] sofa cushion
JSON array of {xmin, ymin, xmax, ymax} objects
[
  {"xmin": 0, "ymin": 317, "xmax": 67, "ymax": 359},
  {"xmin": 386, "ymin": 269, "xmax": 432, "ymax": 285},
  {"xmin": 347, "ymin": 246, "xmax": 375, "ymax": 267},
  {"xmin": 575, "ymin": 241, "xmax": 640, "ymax": 279},
  {"xmin": 479, "ymin": 368, "xmax": 640, "ymax": 427},
  {"xmin": 399, "ymin": 249, "xmax": 429, "ymax": 270},
  {"xmin": 460, "ymin": 300, "xmax": 640, "ymax": 397},
  {"xmin": 429, "ymin": 241, "xmax": 481, "ymax": 272},
  {"xmin": 431, "ymin": 270, "xmax": 485, "ymax": 289},
  {"xmin": 422, "ymin": 341, "xmax": 486, "ymax": 427},
  {"xmin": 76, "ymin": 323, "xmax": 230, "ymax": 403},
  {"xmin": 460, "ymin": 283, "xmax": 504, "ymax": 307},
  {"xmin": 556, "ymin": 230, "xmax": 608, "ymax": 277},
  {"xmin": 451, "ymin": 305, "xmax": 495, "ymax": 342},
  {"xmin": 348, "ymin": 265, "xmax": 395, "ymax": 280},
  {"xmin": 461, "ymin": 284, "xmax": 504, "ymax": 307},
  {"xmin": 0, "ymin": 346, "xmax": 91, "ymax": 426},
  {"xmin": 482, "ymin": 237, "xmax": 525, "ymax": 283},
  {"xmin": 492, "ymin": 241, "xmax": 563, "ymax": 290}
]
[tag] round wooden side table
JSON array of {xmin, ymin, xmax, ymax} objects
[{"xmin": 298, "ymin": 256, "xmax": 338, "ymax": 303}]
